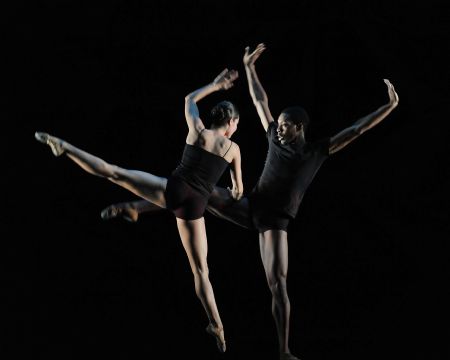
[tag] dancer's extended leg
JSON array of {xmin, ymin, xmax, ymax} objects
[{"xmin": 35, "ymin": 132, "xmax": 167, "ymax": 207}]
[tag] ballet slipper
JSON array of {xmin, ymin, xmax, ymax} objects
[
  {"xmin": 35, "ymin": 132, "xmax": 65, "ymax": 156},
  {"xmin": 100, "ymin": 204, "xmax": 138, "ymax": 222},
  {"xmin": 280, "ymin": 352, "xmax": 301, "ymax": 360},
  {"xmin": 206, "ymin": 324, "xmax": 226, "ymax": 353}
]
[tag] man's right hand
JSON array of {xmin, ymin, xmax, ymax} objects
[{"xmin": 243, "ymin": 43, "xmax": 266, "ymax": 67}]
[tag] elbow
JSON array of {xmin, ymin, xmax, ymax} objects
[
  {"xmin": 185, "ymin": 94, "xmax": 194, "ymax": 102},
  {"xmin": 253, "ymin": 99, "xmax": 265, "ymax": 107}
]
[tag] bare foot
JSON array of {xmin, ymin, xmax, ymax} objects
[
  {"xmin": 35, "ymin": 132, "xmax": 65, "ymax": 156},
  {"xmin": 206, "ymin": 324, "xmax": 226, "ymax": 353},
  {"xmin": 101, "ymin": 203, "xmax": 139, "ymax": 222}
]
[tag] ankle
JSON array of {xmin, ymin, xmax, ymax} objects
[{"xmin": 208, "ymin": 323, "xmax": 223, "ymax": 332}]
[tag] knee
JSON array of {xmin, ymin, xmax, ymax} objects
[
  {"xmin": 267, "ymin": 273, "xmax": 288, "ymax": 295},
  {"xmin": 106, "ymin": 164, "xmax": 124, "ymax": 180},
  {"xmin": 192, "ymin": 263, "xmax": 210, "ymax": 280}
]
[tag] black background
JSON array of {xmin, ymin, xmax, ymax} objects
[{"xmin": 5, "ymin": 1, "xmax": 449, "ymax": 359}]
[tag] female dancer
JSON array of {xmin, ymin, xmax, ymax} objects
[{"xmin": 35, "ymin": 69, "xmax": 243, "ymax": 353}]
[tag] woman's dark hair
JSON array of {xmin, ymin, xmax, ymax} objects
[
  {"xmin": 210, "ymin": 101, "xmax": 239, "ymax": 127},
  {"xmin": 281, "ymin": 106, "xmax": 310, "ymax": 131}
]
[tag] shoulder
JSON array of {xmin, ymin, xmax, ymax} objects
[
  {"xmin": 187, "ymin": 127, "xmax": 208, "ymax": 145},
  {"xmin": 268, "ymin": 121, "xmax": 277, "ymax": 132},
  {"xmin": 225, "ymin": 138, "xmax": 239, "ymax": 155},
  {"xmin": 267, "ymin": 121, "xmax": 277, "ymax": 139}
]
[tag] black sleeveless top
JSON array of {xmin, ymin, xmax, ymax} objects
[{"xmin": 171, "ymin": 143, "xmax": 231, "ymax": 197}]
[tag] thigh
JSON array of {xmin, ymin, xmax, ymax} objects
[
  {"xmin": 252, "ymin": 211, "xmax": 290, "ymax": 234},
  {"xmin": 176, "ymin": 217, "xmax": 209, "ymax": 271},
  {"xmin": 259, "ymin": 230, "xmax": 289, "ymax": 278},
  {"xmin": 110, "ymin": 168, "xmax": 168, "ymax": 208},
  {"xmin": 206, "ymin": 186, "xmax": 253, "ymax": 229}
]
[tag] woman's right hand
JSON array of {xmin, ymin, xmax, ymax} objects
[{"xmin": 213, "ymin": 69, "xmax": 239, "ymax": 90}]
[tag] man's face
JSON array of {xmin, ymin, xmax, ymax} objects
[{"xmin": 277, "ymin": 114, "xmax": 301, "ymax": 144}]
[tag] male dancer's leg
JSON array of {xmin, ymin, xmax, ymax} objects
[
  {"xmin": 259, "ymin": 229, "xmax": 299, "ymax": 360},
  {"xmin": 101, "ymin": 186, "xmax": 253, "ymax": 229}
]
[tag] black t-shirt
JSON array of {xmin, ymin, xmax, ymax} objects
[{"xmin": 251, "ymin": 121, "xmax": 330, "ymax": 218}]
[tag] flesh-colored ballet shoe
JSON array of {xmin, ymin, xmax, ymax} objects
[
  {"xmin": 100, "ymin": 205, "xmax": 138, "ymax": 222},
  {"xmin": 206, "ymin": 324, "xmax": 226, "ymax": 353},
  {"xmin": 280, "ymin": 352, "xmax": 301, "ymax": 360},
  {"xmin": 35, "ymin": 132, "xmax": 65, "ymax": 156}
]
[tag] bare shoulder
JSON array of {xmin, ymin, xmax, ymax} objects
[
  {"xmin": 230, "ymin": 141, "xmax": 240, "ymax": 153},
  {"xmin": 187, "ymin": 127, "xmax": 209, "ymax": 146},
  {"xmin": 223, "ymin": 139, "xmax": 240, "ymax": 163}
]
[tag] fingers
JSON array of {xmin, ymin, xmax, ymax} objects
[
  {"xmin": 384, "ymin": 78, "xmax": 399, "ymax": 104},
  {"xmin": 227, "ymin": 187, "xmax": 243, "ymax": 200},
  {"xmin": 254, "ymin": 43, "xmax": 266, "ymax": 52},
  {"xmin": 215, "ymin": 68, "xmax": 228, "ymax": 80},
  {"xmin": 217, "ymin": 69, "xmax": 238, "ymax": 81},
  {"xmin": 245, "ymin": 43, "xmax": 266, "ymax": 55},
  {"xmin": 384, "ymin": 78, "xmax": 394, "ymax": 92},
  {"xmin": 227, "ymin": 69, "xmax": 239, "ymax": 81},
  {"xmin": 384, "ymin": 78, "xmax": 395, "ymax": 90}
]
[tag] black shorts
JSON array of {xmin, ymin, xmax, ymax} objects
[
  {"xmin": 165, "ymin": 176, "xmax": 209, "ymax": 220},
  {"xmin": 249, "ymin": 196, "xmax": 291, "ymax": 233}
]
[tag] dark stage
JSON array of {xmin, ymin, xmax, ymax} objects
[{"xmin": 5, "ymin": 1, "xmax": 449, "ymax": 359}]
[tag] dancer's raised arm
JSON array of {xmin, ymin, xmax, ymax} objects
[
  {"xmin": 329, "ymin": 79, "xmax": 399, "ymax": 154},
  {"xmin": 243, "ymin": 43, "xmax": 274, "ymax": 131},
  {"xmin": 185, "ymin": 69, "xmax": 238, "ymax": 133}
]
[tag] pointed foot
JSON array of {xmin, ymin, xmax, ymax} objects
[
  {"xmin": 206, "ymin": 324, "xmax": 226, "ymax": 353},
  {"xmin": 35, "ymin": 132, "xmax": 65, "ymax": 156}
]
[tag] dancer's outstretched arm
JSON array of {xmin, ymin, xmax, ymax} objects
[
  {"xmin": 243, "ymin": 43, "xmax": 275, "ymax": 131},
  {"xmin": 329, "ymin": 79, "xmax": 399, "ymax": 154}
]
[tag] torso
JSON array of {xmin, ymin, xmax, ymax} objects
[
  {"xmin": 252, "ymin": 121, "xmax": 330, "ymax": 218},
  {"xmin": 171, "ymin": 128, "xmax": 232, "ymax": 197}
]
